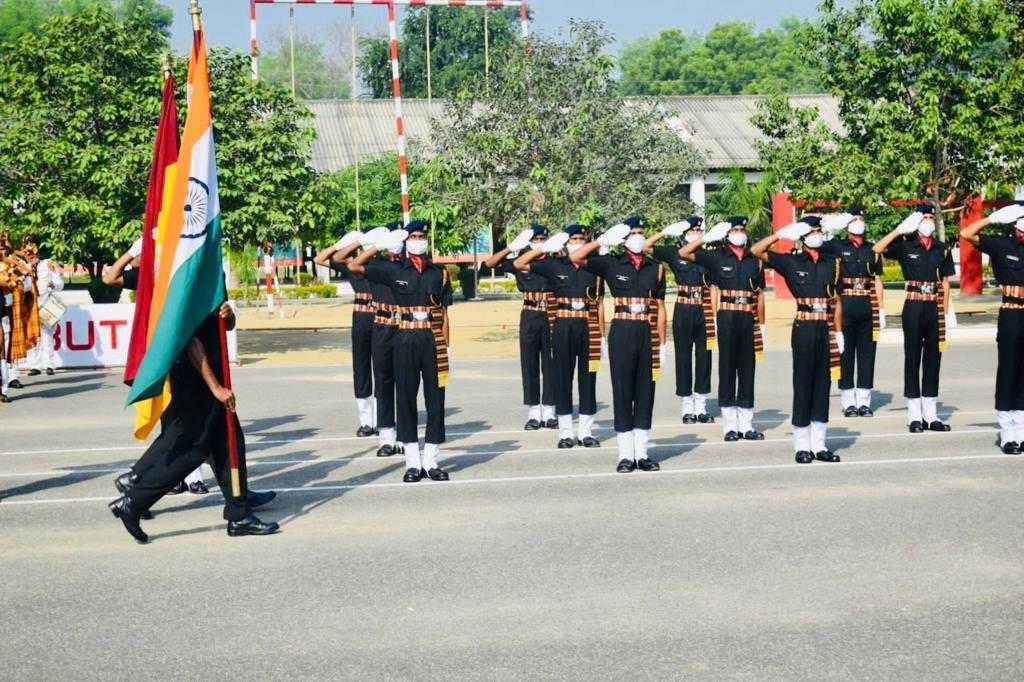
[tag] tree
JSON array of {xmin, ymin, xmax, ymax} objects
[
  {"xmin": 431, "ymin": 20, "xmax": 705, "ymax": 241},
  {"xmin": 259, "ymin": 29, "xmax": 351, "ymax": 100},
  {"xmin": 705, "ymin": 168, "xmax": 778, "ymax": 239},
  {"xmin": 0, "ymin": 5, "xmax": 320, "ymax": 297},
  {"xmin": 618, "ymin": 19, "xmax": 823, "ymax": 96},
  {"xmin": 0, "ymin": 0, "xmax": 171, "ymax": 45},
  {"xmin": 359, "ymin": 6, "xmax": 522, "ymax": 99}
]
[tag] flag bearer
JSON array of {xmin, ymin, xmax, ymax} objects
[
  {"xmin": 679, "ymin": 217, "xmax": 766, "ymax": 442},
  {"xmin": 514, "ymin": 225, "xmax": 605, "ymax": 448},
  {"xmin": 570, "ymin": 216, "xmax": 666, "ymax": 473},
  {"xmin": 874, "ymin": 205, "xmax": 955, "ymax": 433}
]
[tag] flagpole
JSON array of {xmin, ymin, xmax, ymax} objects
[{"xmin": 190, "ymin": 0, "xmax": 243, "ymax": 499}]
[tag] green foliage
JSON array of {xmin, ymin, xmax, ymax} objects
[
  {"xmin": 285, "ymin": 283, "xmax": 336, "ymax": 299},
  {"xmin": 705, "ymin": 168, "xmax": 777, "ymax": 239},
  {"xmin": 618, "ymin": 19, "xmax": 823, "ymax": 96},
  {"xmin": 0, "ymin": 0, "xmax": 171, "ymax": 45},
  {"xmin": 259, "ymin": 30, "xmax": 351, "ymax": 100},
  {"xmin": 359, "ymin": 7, "xmax": 523, "ymax": 99},
  {"xmin": 227, "ymin": 285, "xmax": 260, "ymax": 303},
  {"xmin": 432, "ymin": 20, "xmax": 705, "ymax": 243}
]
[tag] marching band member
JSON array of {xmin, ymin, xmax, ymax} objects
[
  {"xmin": 680, "ymin": 217, "xmax": 767, "ymax": 442},
  {"xmin": 348, "ymin": 221, "xmax": 453, "ymax": 483},
  {"xmin": 484, "ymin": 224, "xmax": 558, "ymax": 430},
  {"xmin": 959, "ymin": 202, "xmax": 1024, "ymax": 454},
  {"xmin": 570, "ymin": 216, "xmax": 666, "ymax": 473},
  {"xmin": 645, "ymin": 216, "xmax": 716, "ymax": 424},
  {"xmin": 514, "ymin": 225, "xmax": 605, "ymax": 448},
  {"xmin": 752, "ymin": 217, "xmax": 844, "ymax": 463},
  {"xmin": 874, "ymin": 205, "xmax": 955, "ymax": 433}
]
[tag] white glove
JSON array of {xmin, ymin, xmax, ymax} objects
[
  {"xmin": 776, "ymin": 222, "xmax": 811, "ymax": 241},
  {"xmin": 507, "ymin": 228, "xmax": 535, "ymax": 253},
  {"xmin": 896, "ymin": 212, "xmax": 924, "ymax": 235},
  {"xmin": 835, "ymin": 331, "xmax": 845, "ymax": 355},
  {"xmin": 759, "ymin": 323, "xmax": 767, "ymax": 345},
  {"xmin": 821, "ymin": 213, "xmax": 854, "ymax": 233},
  {"xmin": 945, "ymin": 306, "xmax": 957, "ymax": 330},
  {"xmin": 597, "ymin": 223, "xmax": 630, "ymax": 247},
  {"xmin": 335, "ymin": 230, "xmax": 363, "ymax": 250},
  {"xmin": 128, "ymin": 237, "xmax": 143, "ymax": 259},
  {"xmin": 380, "ymin": 230, "xmax": 408, "ymax": 253},
  {"xmin": 659, "ymin": 344, "xmax": 668, "ymax": 367},
  {"xmin": 702, "ymin": 221, "xmax": 731, "ymax": 244},
  {"xmin": 360, "ymin": 226, "xmax": 388, "ymax": 247},
  {"xmin": 541, "ymin": 232, "xmax": 569, "ymax": 253},
  {"xmin": 598, "ymin": 246, "xmax": 610, "ymax": 256},
  {"xmin": 600, "ymin": 337, "xmax": 608, "ymax": 361},
  {"xmin": 662, "ymin": 220, "xmax": 691, "ymax": 237},
  {"xmin": 987, "ymin": 204, "xmax": 1024, "ymax": 224},
  {"xmin": 878, "ymin": 308, "xmax": 887, "ymax": 330}
]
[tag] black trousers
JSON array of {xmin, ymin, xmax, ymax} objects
[
  {"xmin": 551, "ymin": 317, "xmax": 597, "ymax": 416},
  {"xmin": 790, "ymin": 320, "xmax": 831, "ymax": 427},
  {"xmin": 995, "ymin": 308, "xmax": 1024, "ymax": 411},
  {"xmin": 838, "ymin": 295, "xmax": 876, "ymax": 390},
  {"xmin": 394, "ymin": 329, "xmax": 445, "ymax": 444},
  {"xmin": 608, "ymin": 319, "xmax": 655, "ymax": 432},
  {"xmin": 673, "ymin": 302, "xmax": 711, "ymax": 398},
  {"xmin": 901, "ymin": 300, "xmax": 941, "ymax": 398},
  {"xmin": 352, "ymin": 312, "xmax": 375, "ymax": 400},
  {"xmin": 716, "ymin": 310, "xmax": 756, "ymax": 409},
  {"xmin": 128, "ymin": 404, "xmax": 250, "ymax": 521},
  {"xmin": 371, "ymin": 323, "xmax": 398, "ymax": 429},
  {"xmin": 519, "ymin": 309, "xmax": 554, "ymax": 406}
]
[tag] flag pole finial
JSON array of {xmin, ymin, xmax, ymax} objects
[{"xmin": 188, "ymin": 0, "xmax": 202, "ymax": 32}]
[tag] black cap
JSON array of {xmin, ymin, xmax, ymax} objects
[
  {"xmin": 565, "ymin": 224, "xmax": 586, "ymax": 236},
  {"xmin": 914, "ymin": 204, "xmax": 935, "ymax": 215},
  {"xmin": 685, "ymin": 215, "xmax": 704, "ymax": 229},
  {"xmin": 530, "ymin": 223, "xmax": 549, "ymax": 238},
  {"xmin": 623, "ymin": 215, "xmax": 645, "ymax": 229},
  {"xmin": 405, "ymin": 219, "xmax": 429, "ymax": 233},
  {"xmin": 802, "ymin": 216, "xmax": 823, "ymax": 229},
  {"xmin": 727, "ymin": 215, "xmax": 748, "ymax": 227},
  {"xmin": 849, "ymin": 205, "xmax": 864, "ymax": 217},
  {"xmin": 385, "ymin": 220, "xmax": 403, "ymax": 231}
]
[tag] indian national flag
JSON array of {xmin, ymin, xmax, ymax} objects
[{"xmin": 127, "ymin": 28, "xmax": 226, "ymax": 439}]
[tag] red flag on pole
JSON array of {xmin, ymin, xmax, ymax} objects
[{"xmin": 124, "ymin": 73, "xmax": 179, "ymax": 385}]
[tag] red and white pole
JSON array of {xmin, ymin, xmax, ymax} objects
[
  {"xmin": 249, "ymin": 0, "xmax": 259, "ymax": 81},
  {"xmin": 387, "ymin": 2, "xmax": 411, "ymax": 224}
]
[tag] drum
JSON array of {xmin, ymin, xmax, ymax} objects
[{"xmin": 39, "ymin": 294, "xmax": 67, "ymax": 328}]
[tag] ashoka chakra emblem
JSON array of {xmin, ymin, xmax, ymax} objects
[{"xmin": 182, "ymin": 177, "xmax": 210, "ymax": 238}]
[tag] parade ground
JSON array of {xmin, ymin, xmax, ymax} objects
[{"xmin": 1, "ymin": 323, "xmax": 1022, "ymax": 679}]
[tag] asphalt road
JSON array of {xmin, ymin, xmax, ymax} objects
[{"xmin": 2, "ymin": 332, "xmax": 1023, "ymax": 679}]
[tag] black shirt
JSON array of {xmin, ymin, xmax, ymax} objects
[
  {"xmin": 653, "ymin": 245, "xmax": 709, "ymax": 287},
  {"xmin": 529, "ymin": 257, "xmax": 601, "ymax": 298},
  {"xmin": 365, "ymin": 257, "xmax": 453, "ymax": 308},
  {"xmin": 498, "ymin": 257, "xmax": 551, "ymax": 293},
  {"xmin": 883, "ymin": 236, "xmax": 955, "ymax": 282},
  {"xmin": 821, "ymin": 237, "xmax": 883, "ymax": 292},
  {"xmin": 333, "ymin": 261, "xmax": 373, "ymax": 296},
  {"xmin": 766, "ymin": 251, "xmax": 839, "ymax": 299},
  {"xmin": 122, "ymin": 267, "xmax": 140, "ymax": 291},
  {"xmin": 169, "ymin": 312, "xmax": 225, "ymax": 414},
  {"xmin": 693, "ymin": 247, "xmax": 765, "ymax": 292},
  {"xmin": 581, "ymin": 254, "xmax": 666, "ymax": 299},
  {"xmin": 978, "ymin": 235, "xmax": 1024, "ymax": 286}
]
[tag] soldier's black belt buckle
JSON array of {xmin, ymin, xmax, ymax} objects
[
  {"xmin": 852, "ymin": 282, "xmax": 866, "ymax": 290},
  {"xmin": 732, "ymin": 296, "xmax": 751, "ymax": 305}
]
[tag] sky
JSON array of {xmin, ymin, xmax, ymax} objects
[{"xmin": 170, "ymin": 0, "xmax": 823, "ymax": 56}]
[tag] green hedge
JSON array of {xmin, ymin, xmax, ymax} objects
[{"xmin": 284, "ymin": 284, "xmax": 337, "ymax": 299}]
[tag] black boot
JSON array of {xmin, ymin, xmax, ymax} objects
[
  {"xmin": 108, "ymin": 496, "xmax": 149, "ymax": 544},
  {"xmin": 227, "ymin": 515, "xmax": 280, "ymax": 537}
]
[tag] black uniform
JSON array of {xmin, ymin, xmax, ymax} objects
[
  {"xmin": 335, "ymin": 262, "xmax": 375, "ymax": 401},
  {"xmin": 883, "ymin": 236, "xmax": 954, "ymax": 399},
  {"xmin": 653, "ymin": 245, "xmax": 712, "ymax": 399},
  {"xmin": 978, "ymin": 234, "xmax": 1024, "ymax": 413},
  {"xmin": 365, "ymin": 257, "xmax": 452, "ymax": 446},
  {"xmin": 528, "ymin": 257, "xmax": 601, "ymax": 418},
  {"xmin": 498, "ymin": 259, "xmax": 555, "ymax": 410},
  {"xmin": 822, "ymin": 237, "xmax": 883, "ymax": 397},
  {"xmin": 581, "ymin": 254, "xmax": 666, "ymax": 433},
  {"xmin": 693, "ymin": 247, "xmax": 765, "ymax": 411},
  {"xmin": 766, "ymin": 250, "xmax": 840, "ymax": 428},
  {"xmin": 370, "ymin": 262, "xmax": 399, "ymax": 437},
  {"xmin": 126, "ymin": 313, "xmax": 250, "ymax": 521}
]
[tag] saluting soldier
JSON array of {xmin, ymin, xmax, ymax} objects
[
  {"xmin": 315, "ymin": 228, "xmax": 381, "ymax": 438},
  {"xmin": 645, "ymin": 216, "xmax": 716, "ymax": 424},
  {"xmin": 484, "ymin": 224, "xmax": 557, "ymax": 430},
  {"xmin": 874, "ymin": 205, "xmax": 955, "ymax": 433},
  {"xmin": 348, "ymin": 221, "xmax": 453, "ymax": 483},
  {"xmin": 819, "ymin": 207, "xmax": 885, "ymax": 416},
  {"xmin": 752, "ymin": 217, "xmax": 844, "ymax": 463},
  {"xmin": 514, "ymin": 225, "xmax": 605, "ymax": 448},
  {"xmin": 570, "ymin": 216, "xmax": 666, "ymax": 473},
  {"xmin": 680, "ymin": 217, "xmax": 767, "ymax": 442},
  {"xmin": 959, "ymin": 202, "xmax": 1024, "ymax": 454}
]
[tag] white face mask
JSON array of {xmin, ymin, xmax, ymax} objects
[
  {"xmin": 625, "ymin": 234, "xmax": 646, "ymax": 253},
  {"xmin": 727, "ymin": 232, "xmax": 748, "ymax": 247},
  {"xmin": 803, "ymin": 233, "xmax": 824, "ymax": 249},
  {"xmin": 531, "ymin": 240, "xmax": 546, "ymax": 250},
  {"xmin": 918, "ymin": 220, "xmax": 936, "ymax": 237},
  {"xmin": 685, "ymin": 232, "xmax": 702, "ymax": 244},
  {"xmin": 566, "ymin": 242, "xmax": 584, "ymax": 254},
  {"xmin": 405, "ymin": 238, "xmax": 427, "ymax": 255},
  {"xmin": 847, "ymin": 219, "xmax": 866, "ymax": 235},
  {"xmin": 1015, "ymin": 218, "xmax": 1024, "ymax": 232}
]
